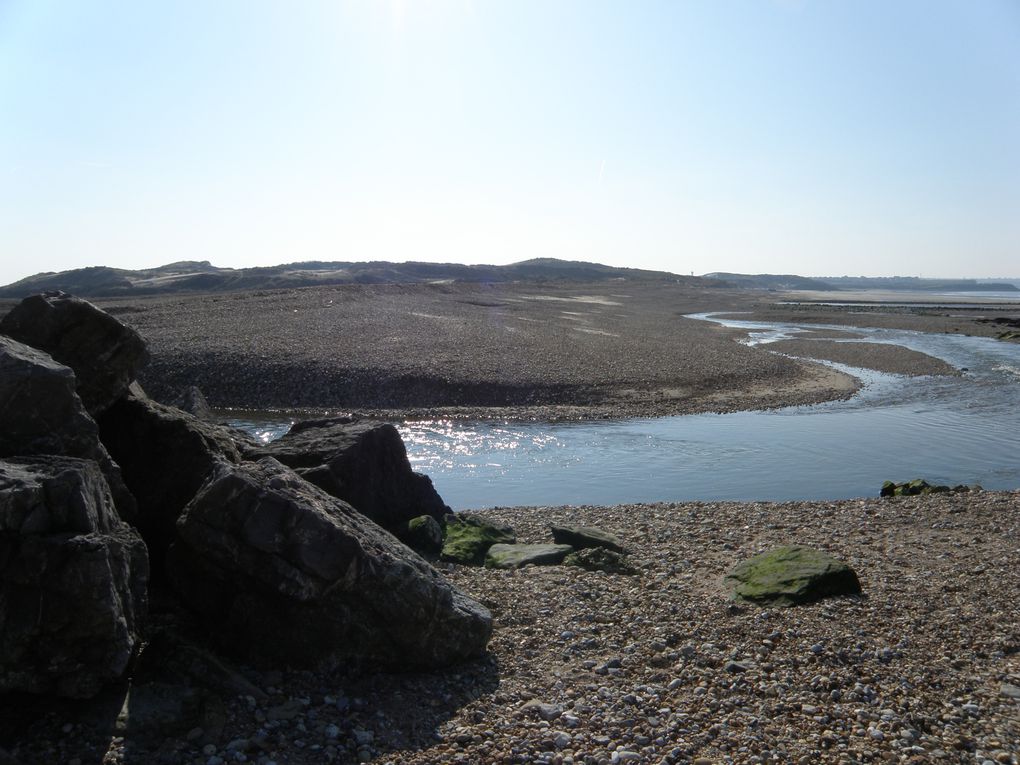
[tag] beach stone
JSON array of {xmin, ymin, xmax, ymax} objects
[
  {"xmin": 98, "ymin": 389, "xmax": 245, "ymax": 574},
  {"xmin": 880, "ymin": 478, "xmax": 956, "ymax": 497},
  {"xmin": 1000, "ymin": 682, "xmax": 1020, "ymax": 700},
  {"xmin": 441, "ymin": 514, "xmax": 516, "ymax": 565},
  {"xmin": 564, "ymin": 547, "xmax": 636, "ymax": 574},
  {"xmin": 484, "ymin": 543, "xmax": 574, "ymax": 569},
  {"xmin": 0, "ymin": 336, "xmax": 137, "ymax": 522},
  {"xmin": 248, "ymin": 418, "xmax": 450, "ymax": 534},
  {"xmin": 167, "ymin": 457, "xmax": 492, "ymax": 669},
  {"xmin": 550, "ymin": 523, "xmax": 627, "ymax": 553},
  {"xmin": 0, "ymin": 456, "xmax": 148, "ymax": 698},
  {"xmin": 725, "ymin": 545, "xmax": 862, "ymax": 606},
  {"xmin": 403, "ymin": 514, "xmax": 444, "ymax": 556},
  {"xmin": 0, "ymin": 291, "xmax": 148, "ymax": 416}
]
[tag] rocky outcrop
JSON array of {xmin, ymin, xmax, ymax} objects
[
  {"xmin": 485, "ymin": 543, "xmax": 574, "ymax": 569},
  {"xmin": 167, "ymin": 458, "xmax": 491, "ymax": 669},
  {"xmin": 441, "ymin": 515, "xmax": 517, "ymax": 565},
  {"xmin": 726, "ymin": 546, "xmax": 862, "ymax": 606},
  {"xmin": 0, "ymin": 336, "xmax": 137, "ymax": 522},
  {"xmin": 248, "ymin": 418, "xmax": 449, "ymax": 533},
  {"xmin": 880, "ymin": 478, "xmax": 976, "ymax": 497},
  {"xmin": 550, "ymin": 524, "xmax": 626, "ymax": 553},
  {"xmin": 98, "ymin": 390, "xmax": 244, "ymax": 571},
  {"xmin": 0, "ymin": 292, "xmax": 148, "ymax": 416},
  {"xmin": 171, "ymin": 385, "xmax": 214, "ymax": 420},
  {"xmin": 0, "ymin": 456, "xmax": 148, "ymax": 698}
]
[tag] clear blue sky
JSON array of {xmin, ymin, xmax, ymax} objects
[{"xmin": 2, "ymin": 0, "xmax": 1018, "ymax": 286}]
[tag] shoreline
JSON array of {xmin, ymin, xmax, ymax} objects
[{"xmin": 8, "ymin": 492, "xmax": 1018, "ymax": 763}]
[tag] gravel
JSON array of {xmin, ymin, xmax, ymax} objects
[{"xmin": 8, "ymin": 491, "xmax": 1018, "ymax": 764}]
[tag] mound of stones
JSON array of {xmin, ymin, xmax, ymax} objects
[{"xmin": 0, "ymin": 292, "xmax": 491, "ymax": 700}]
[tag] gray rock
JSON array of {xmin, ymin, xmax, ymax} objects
[
  {"xmin": 0, "ymin": 456, "xmax": 148, "ymax": 698},
  {"xmin": 485, "ymin": 543, "xmax": 574, "ymax": 569},
  {"xmin": 167, "ymin": 458, "xmax": 491, "ymax": 669},
  {"xmin": 98, "ymin": 389, "xmax": 244, "ymax": 573},
  {"xmin": 1001, "ymin": 682, "xmax": 1020, "ymax": 700},
  {"xmin": 0, "ymin": 292, "xmax": 148, "ymax": 416},
  {"xmin": 0, "ymin": 336, "xmax": 137, "ymax": 522},
  {"xmin": 248, "ymin": 418, "xmax": 450, "ymax": 534},
  {"xmin": 726, "ymin": 545, "xmax": 862, "ymax": 606},
  {"xmin": 172, "ymin": 385, "xmax": 214, "ymax": 420},
  {"xmin": 563, "ymin": 547, "xmax": 636, "ymax": 575},
  {"xmin": 550, "ymin": 524, "xmax": 627, "ymax": 553}
]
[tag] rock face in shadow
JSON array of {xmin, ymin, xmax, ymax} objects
[
  {"xmin": 0, "ymin": 457, "xmax": 148, "ymax": 698},
  {"xmin": 167, "ymin": 458, "xmax": 491, "ymax": 670},
  {"xmin": 98, "ymin": 390, "xmax": 245, "ymax": 573},
  {"xmin": 0, "ymin": 336, "xmax": 137, "ymax": 523},
  {"xmin": 0, "ymin": 292, "xmax": 148, "ymax": 416},
  {"xmin": 248, "ymin": 418, "xmax": 450, "ymax": 533}
]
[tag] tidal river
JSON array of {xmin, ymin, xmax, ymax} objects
[{"xmin": 231, "ymin": 315, "xmax": 1020, "ymax": 510}]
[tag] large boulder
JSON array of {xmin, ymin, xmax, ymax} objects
[
  {"xmin": 248, "ymin": 418, "xmax": 450, "ymax": 533},
  {"xmin": 0, "ymin": 456, "xmax": 148, "ymax": 698},
  {"xmin": 726, "ymin": 546, "xmax": 862, "ymax": 606},
  {"xmin": 98, "ymin": 390, "xmax": 245, "ymax": 572},
  {"xmin": 0, "ymin": 336, "xmax": 137, "ymax": 522},
  {"xmin": 0, "ymin": 292, "xmax": 148, "ymax": 416},
  {"xmin": 166, "ymin": 458, "xmax": 491, "ymax": 670}
]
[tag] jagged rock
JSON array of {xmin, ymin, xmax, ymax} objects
[
  {"xmin": 0, "ymin": 336, "xmax": 137, "ymax": 522},
  {"xmin": 167, "ymin": 458, "xmax": 491, "ymax": 669},
  {"xmin": 880, "ymin": 478, "xmax": 973, "ymax": 497},
  {"xmin": 726, "ymin": 545, "xmax": 862, "ymax": 606},
  {"xmin": 564, "ymin": 547, "xmax": 636, "ymax": 575},
  {"xmin": 0, "ymin": 292, "xmax": 148, "ymax": 416},
  {"xmin": 0, "ymin": 456, "xmax": 148, "ymax": 698},
  {"xmin": 248, "ymin": 417, "xmax": 450, "ymax": 533},
  {"xmin": 550, "ymin": 524, "xmax": 627, "ymax": 553},
  {"xmin": 485, "ymin": 543, "xmax": 574, "ymax": 569},
  {"xmin": 98, "ymin": 390, "xmax": 244, "ymax": 573},
  {"xmin": 403, "ymin": 514, "xmax": 444, "ymax": 556},
  {"xmin": 441, "ymin": 515, "xmax": 516, "ymax": 565},
  {"xmin": 171, "ymin": 385, "xmax": 214, "ymax": 420}
]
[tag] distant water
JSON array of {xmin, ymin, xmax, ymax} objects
[{"xmin": 230, "ymin": 317, "xmax": 1020, "ymax": 510}]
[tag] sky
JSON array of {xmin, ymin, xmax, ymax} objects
[{"xmin": 1, "ymin": 0, "xmax": 1019, "ymax": 286}]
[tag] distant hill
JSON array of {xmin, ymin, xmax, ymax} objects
[
  {"xmin": 0, "ymin": 258, "xmax": 702, "ymax": 298},
  {"xmin": 702, "ymin": 273, "xmax": 836, "ymax": 291},
  {"xmin": 702, "ymin": 273, "xmax": 1019, "ymax": 293}
]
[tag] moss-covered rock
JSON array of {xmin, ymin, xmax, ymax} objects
[
  {"xmin": 440, "ymin": 515, "xmax": 516, "ymax": 565},
  {"xmin": 484, "ymin": 543, "xmax": 573, "ymax": 570},
  {"xmin": 403, "ymin": 514, "xmax": 444, "ymax": 556},
  {"xmin": 880, "ymin": 478, "xmax": 972, "ymax": 497},
  {"xmin": 725, "ymin": 546, "xmax": 862, "ymax": 606},
  {"xmin": 564, "ymin": 547, "xmax": 636, "ymax": 575}
]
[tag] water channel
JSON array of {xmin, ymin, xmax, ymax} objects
[{"xmin": 231, "ymin": 314, "xmax": 1020, "ymax": 510}]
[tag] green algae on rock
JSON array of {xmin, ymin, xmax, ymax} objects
[
  {"xmin": 484, "ymin": 543, "xmax": 574, "ymax": 570},
  {"xmin": 726, "ymin": 545, "xmax": 862, "ymax": 606},
  {"xmin": 440, "ymin": 515, "xmax": 516, "ymax": 565}
]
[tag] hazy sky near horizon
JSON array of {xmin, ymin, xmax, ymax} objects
[{"xmin": 2, "ymin": 1, "xmax": 1019, "ymax": 287}]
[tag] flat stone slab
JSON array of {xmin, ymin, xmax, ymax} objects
[
  {"xmin": 726, "ymin": 545, "xmax": 862, "ymax": 606},
  {"xmin": 485, "ymin": 543, "xmax": 574, "ymax": 570},
  {"xmin": 550, "ymin": 524, "xmax": 626, "ymax": 553}
]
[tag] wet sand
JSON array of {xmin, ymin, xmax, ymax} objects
[{"xmin": 80, "ymin": 281, "xmax": 1006, "ymax": 421}]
